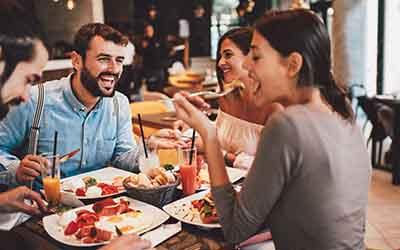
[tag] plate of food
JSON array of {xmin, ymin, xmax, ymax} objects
[
  {"xmin": 177, "ymin": 166, "xmax": 246, "ymax": 191},
  {"xmin": 163, "ymin": 190, "xmax": 220, "ymax": 228},
  {"xmin": 61, "ymin": 167, "xmax": 135, "ymax": 199},
  {"xmin": 43, "ymin": 196, "xmax": 169, "ymax": 247}
]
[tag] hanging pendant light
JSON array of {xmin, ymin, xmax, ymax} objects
[
  {"xmin": 67, "ymin": 0, "xmax": 75, "ymax": 10},
  {"xmin": 291, "ymin": 0, "xmax": 310, "ymax": 9}
]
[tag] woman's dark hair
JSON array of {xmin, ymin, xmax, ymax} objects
[
  {"xmin": 0, "ymin": 3, "xmax": 45, "ymax": 118},
  {"xmin": 254, "ymin": 9, "xmax": 354, "ymax": 121},
  {"xmin": 216, "ymin": 27, "xmax": 252, "ymax": 91},
  {"xmin": 0, "ymin": 35, "xmax": 37, "ymax": 85}
]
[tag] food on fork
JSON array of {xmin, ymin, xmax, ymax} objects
[{"xmin": 224, "ymin": 79, "xmax": 245, "ymax": 90}]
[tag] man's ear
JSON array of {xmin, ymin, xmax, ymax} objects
[
  {"xmin": 70, "ymin": 51, "xmax": 83, "ymax": 71},
  {"xmin": 0, "ymin": 61, "xmax": 4, "ymax": 76},
  {"xmin": 286, "ymin": 52, "xmax": 303, "ymax": 78},
  {"xmin": 0, "ymin": 46, "xmax": 4, "ymax": 76}
]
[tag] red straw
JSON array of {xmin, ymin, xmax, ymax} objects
[{"xmin": 137, "ymin": 114, "xmax": 148, "ymax": 158}]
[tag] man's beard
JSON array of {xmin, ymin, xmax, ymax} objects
[{"xmin": 80, "ymin": 66, "xmax": 120, "ymax": 97}]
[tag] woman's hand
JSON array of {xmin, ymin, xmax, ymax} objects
[
  {"xmin": 224, "ymin": 152, "xmax": 236, "ymax": 167},
  {"xmin": 173, "ymin": 92, "xmax": 214, "ymax": 138},
  {"xmin": 0, "ymin": 186, "xmax": 48, "ymax": 215}
]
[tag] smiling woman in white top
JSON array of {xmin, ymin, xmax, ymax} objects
[{"xmin": 215, "ymin": 27, "xmax": 283, "ymax": 169}]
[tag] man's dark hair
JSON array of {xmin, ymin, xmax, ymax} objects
[{"xmin": 73, "ymin": 23, "xmax": 128, "ymax": 59}]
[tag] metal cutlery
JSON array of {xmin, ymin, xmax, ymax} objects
[
  {"xmin": 115, "ymin": 226, "xmax": 123, "ymax": 236},
  {"xmin": 188, "ymin": 85, "xmax": 241, "ymax": 100},
  {"xmin": 60, "ymin": 148, "xmax": 80, "ymax": 163}
]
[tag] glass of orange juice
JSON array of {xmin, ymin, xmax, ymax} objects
[
  {"xmin": 179, "ymin": 147, "xmax": 198, "ymax": 196},
  {"xmin": 40, "ymin": 153, "xmax": 61, "ymax": 207}
]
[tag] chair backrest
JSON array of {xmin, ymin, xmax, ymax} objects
[
  {"xmin": 130, "ymin": 101, "xmax": 173, "ymax": 137},
  {"xmin": 357, "ymin": 96, "xmax": 388, "ymax": 141}
]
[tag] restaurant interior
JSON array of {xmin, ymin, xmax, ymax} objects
[{"xmin": 0, "ymin": 0, "xmax": 400, "ymax": 249}]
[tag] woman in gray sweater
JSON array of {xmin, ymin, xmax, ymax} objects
[{"xmin": 173, "ymin": 9, "xmax": 371, "ymax": 250}]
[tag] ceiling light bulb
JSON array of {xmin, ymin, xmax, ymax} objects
[{"xmin": 67, "ymin": 0, "xmax": 75, "ymax": 10}]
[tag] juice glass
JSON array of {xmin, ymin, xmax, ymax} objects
[
  {"xmin": 41, "ymin": 153, "xmax": 61, "ymax": 207},
  {"xmin": 179, "ymin": 147, "xmax": 197, "ymax": 195}
]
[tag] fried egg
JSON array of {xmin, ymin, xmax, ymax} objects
[{"xmin": 95, "ymin": 211, "xmax": 150, "ymax": 235}]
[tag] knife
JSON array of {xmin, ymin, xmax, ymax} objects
[
  {"xmin": 60, "ymin": 148, "xmax": 80, "ymax": 163},
  {"xmin": 141, "ymin": 222, "xmax": 182, "ymax": 247},
  {"xmin": 115, "ymin": 226, "xmax": 123, "ymax": 236}
]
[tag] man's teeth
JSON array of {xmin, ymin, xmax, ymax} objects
[{"xmin": 101, "ymin": 76, "xmax": 114, "ymax": 81}]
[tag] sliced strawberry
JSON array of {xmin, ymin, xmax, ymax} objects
[
  {"xmin": 76, "ymin": 226, "xmax": 93, "ymax": 239},
  {"xmin": 101, "ymin": 185, "xmax": 118, "ymax": 195},
  {"xmin": 75, "ymin": 209, "xmax": 92, "ymax": 217},
  {"xmin": 191, "ymin": 200, "xmax": 204, "ymax": 210},
  {"xmin": 92, "ymin": 198, "xmax": 117, "ymax": 213},
  {"xmin": 82, "ymin": 236, "xmax": 95, "ymax": 244},
  {"xmin": 118, "ymin": 199, "xmax": 131, "ymax": 214},
  {"xmin": 95, "ymin": 228, "xmax": 112, "ymax": 241},
  {"xmin": 76, "ymin": 212, "xmax": 99, "ymax": 228},
  {"xmin": 64, "ymin": 221, "xmax": 79, "ymax": 235},
  {"xmin": 75, "ymin": 187, "xmax": 86, "ymax": 196}
]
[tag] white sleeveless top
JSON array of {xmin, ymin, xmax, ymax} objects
[{"xmin": 216, "ymin": 109, "xmax": 264, "ymax": 170}]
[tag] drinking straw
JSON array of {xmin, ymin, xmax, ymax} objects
[
  {"xmin": 189, "ymin": 129, "xmax": 196, "ymax": 165},
  {"xmin": 137, "ymin": 114, "xmax": 148, "ymax": 158},
  {"xmin": 52, "ymin": 131, "xmax": 58, "ymax": 178}
]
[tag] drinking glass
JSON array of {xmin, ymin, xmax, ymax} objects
[
  {"xmin": 40, "ymin": 153, "xmax": 61, "ymax": 207},
  {"xmin": 179, "ymin": 147, "xmax": 197, "ymax": 195},
  {"xmin": 138, "ymin": 138, "xmax": 160, "ymax": 175}
]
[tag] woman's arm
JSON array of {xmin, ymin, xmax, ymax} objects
[
  {"xmin": 173, "ymin": 93, "xmax": 230, "ymax": 187},
  {"xmin": 174, "ymin": 93, "xmax": 296, "ymax": 243}
]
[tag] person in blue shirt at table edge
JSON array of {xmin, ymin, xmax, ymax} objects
[
  {"xmin": 0, "ymin": 23, "xmax": 139, "ymax": 187},
  {"xmin": 0, "ymin": 8, "xmax": 152, "ymax": 247}
]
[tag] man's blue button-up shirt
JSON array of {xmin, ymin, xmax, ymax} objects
[{"xmin": 0, "ymin": 75, "xmax": 139, "ymax": 185}]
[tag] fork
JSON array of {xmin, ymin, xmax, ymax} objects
[{"xmin": 188, "ymin": 86, "xmax": 240, "ymax": 100}]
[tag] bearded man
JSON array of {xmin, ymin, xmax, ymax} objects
[{"xmin": 0, "ymin": 23, "xmax": 139, "ymax": 186}]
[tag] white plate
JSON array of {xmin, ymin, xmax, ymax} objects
[
  {"xmin": 61, "ymin": 167, "xmax": 134, "ymax": 200},
  {"xmin": 178, "ymin": 166, "xmax": 246, "ymax": 191},
  {"xmin": 43, "ymin": 196, "xmax": 170, "ymax": 247},
  {"xmin": 163, "ymin": 190, "xmax": 220, "ymax": 229}
]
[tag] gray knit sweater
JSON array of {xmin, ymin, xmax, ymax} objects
[{"xmin": 212, "ymin": 105, "xmax": 371, "ymax": 250}]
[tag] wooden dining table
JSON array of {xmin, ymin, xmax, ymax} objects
[{"xmin": 3, "ymin": 192, "xmax": 232, "ymax": 250}]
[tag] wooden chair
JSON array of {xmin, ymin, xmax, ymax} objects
[
  {"xmin": 130, "ymin": 100, "xmax": 174, "ymax": 137},
  {"xmin": 357, "ymin": 96, "xmax": 389, "ymax": 167}
]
